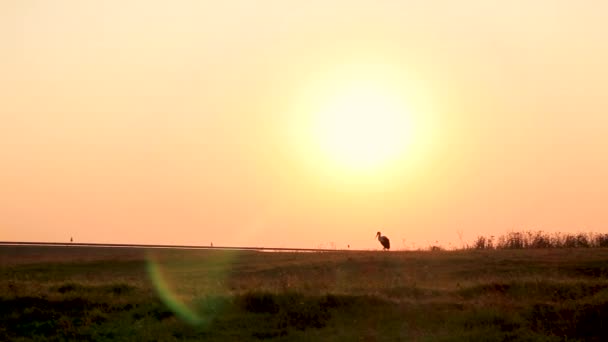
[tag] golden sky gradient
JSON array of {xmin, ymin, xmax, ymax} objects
[{"xmin": 2, "ymin": 1, "xmax": 608, "ymax": 249}]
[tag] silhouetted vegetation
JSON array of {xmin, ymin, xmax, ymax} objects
[{"xmin": 471, "ymin": 230, "xmax": 608, "ymax": 250}]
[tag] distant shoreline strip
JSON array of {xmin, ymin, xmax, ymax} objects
[{"xmin": 0, "ymin": 241, "xmax": 365, "ymax": 253}]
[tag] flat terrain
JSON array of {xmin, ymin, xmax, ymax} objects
[{"xmin": 2, "ymin": 245, "xmax": 608, "ymax": 341}]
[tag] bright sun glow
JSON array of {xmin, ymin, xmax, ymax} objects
[
  {"xmin": 312, "ymin": 82, "xmax": 413, "ymax": 171},
  {"xmin": 287, "ymin": 61, "xmax": 436, "ymax": 183}
]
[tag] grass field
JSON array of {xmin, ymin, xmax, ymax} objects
[{"xmin": 2, "ymin": 245, "xmax": 608, "ymax": 341}]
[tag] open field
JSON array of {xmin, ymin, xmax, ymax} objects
[{"xmin": 2, "ymin": 245, "xmax": 608, "ymax": 341}]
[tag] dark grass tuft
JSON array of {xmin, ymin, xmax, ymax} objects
[
  {"xmin": 239, "ymin": 292, "xmax": 279, "ymax": 313},
  {"xmin": 567, "ymin": 260, "xmax": 608, "ymax": 278},
  {"xmin": 526, "ymin": 301, "xmax": 608, "ymax": 340},
  {"xmin": 149, "ymin": 307, "xmax": 175, "ymax": 320},
  {"xmin": 236, "ymin": 292, "xmax": 333, "ymax": 331},
  {"xmin": 458, "ymin": 281, "xmax": 608, "ymax": 302},
  {"xmin": 0, "ymin": 296, "xmax": 150, "ymax": 340},
  {"xmin": 55, "ymin": 282, "xmax": 136, "ymax": 296},
  {"xmin": 105, "ymin": 283, "xmax": 135, "ymax": 295},
  {"xmin": 57, "ymin": 282, "xmax": 81, "ymax": 293},
  {"xmin": 231, "ymin": 292, "xmax": 384, "ymax": 337},
  {"xmin": 382, "ymin": 285, "xmax": 442, "ymax": 299},
  {"xmin": 0, "ymin": 297, "xmax": 105, "ymax": 339}
]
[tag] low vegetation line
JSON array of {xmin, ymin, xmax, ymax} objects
[{"xmin": 470, "ymin": 231, "xmax": 608, "ymax": 250}]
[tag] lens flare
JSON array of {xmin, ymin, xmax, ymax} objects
[
  {"xmin": 145, "ymin": 249, "xmax": 241, "ymax": 326},
  {"xmin": 146, "ymin": 259, "xmax": 204, "ymax": 325}
]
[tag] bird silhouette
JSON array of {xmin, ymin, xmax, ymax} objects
[{"xmin": 376, "ymin": 231, "xmax": 390, "ymax": 250}]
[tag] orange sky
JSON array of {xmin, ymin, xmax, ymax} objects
[{"xmin": 1, "ymin": 1, "xmax": 608, "ymax": 249}]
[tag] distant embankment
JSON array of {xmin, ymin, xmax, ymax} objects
[{"xmin": 0, "ymin": 241, "xmax": 352, "ymax": 253}]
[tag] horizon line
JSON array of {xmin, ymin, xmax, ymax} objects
[{"xmin": 0, "ymin": 241, "xmax": 381, "ymax": 253}]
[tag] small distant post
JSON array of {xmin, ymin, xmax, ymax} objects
[{"xmin": 70, "ymin": 237, "xmax": 73, "ymax": 243}]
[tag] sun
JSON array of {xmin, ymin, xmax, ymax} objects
[
  {"xmin": 285, "ymin": 61, "xmax": 435, "ymax": 183},
  {"xmin": 311, "ymin": 81, "xmax": 413, "ymax": 172}
]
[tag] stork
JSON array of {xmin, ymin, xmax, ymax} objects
[{"xmin": 376, "ymin": 231, "xmax": 390, "ymax": 250}]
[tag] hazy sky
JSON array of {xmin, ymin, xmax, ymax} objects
[{"xmin": 2, "ymin": 1, "xmax": 607, "ymax": 249}]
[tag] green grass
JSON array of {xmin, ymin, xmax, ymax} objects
[{"xmin": 2, "ymin": 246, "xmax": 608, "ymax": 340}]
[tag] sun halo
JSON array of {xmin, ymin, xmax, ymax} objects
[
  {"xmin": 311, "ymin": 82, "xmax": 414, "ymax": 173},
  {"xmin": 284, "ymin": 63, "xmax": 433, "ymax": 186}
]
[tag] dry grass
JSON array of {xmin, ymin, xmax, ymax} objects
[{"xmin": 2, "ymin": 246, "xmax": 608, "ymax": 340}]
